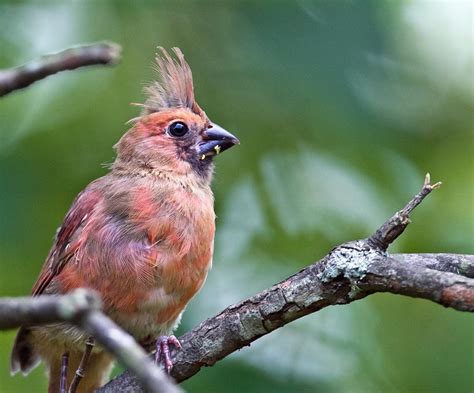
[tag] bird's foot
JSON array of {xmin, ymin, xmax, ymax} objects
[{"xmin": 154, "ymin": 335, "xmax": 181, "ymax": 374}]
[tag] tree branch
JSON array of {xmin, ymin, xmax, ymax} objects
[
  {"xmin": 1, "ymin": 290, "xmax": 181, "ymax": 393},
  {"xmin": 0, "ymin": 289, "xmax": 100, "ymax": 330},
  {"xmin": 368, "ymin": 173, "xmax": 442, "ymax": 251},
  {"xmin": 99, "ymin": 174, "xmax": 473, "ymax": 392},
  {"xmin": 0, "ymin": 42, "xmax": 121, "ymax": 97}
]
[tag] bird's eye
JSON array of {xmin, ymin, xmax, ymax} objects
[{"xmin": 168, "ymin": 121, "xmax": 189, "ymax": 137}]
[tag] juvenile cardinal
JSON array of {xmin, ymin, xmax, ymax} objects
[{"xmin": 11, "ymin": 47, "xmax": 239, "ymax": 393}]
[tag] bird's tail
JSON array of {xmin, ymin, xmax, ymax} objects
[
  {"xmin": 12, "ymin": 326, "xmax": 114, "ymax": 392},
  {"xmin": 11, "ymin": 327, "xmax": 40, "ymax": 375}
]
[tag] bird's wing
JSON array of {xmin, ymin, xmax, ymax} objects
[{"xmin": 31, "ymin": 185, "xmax": 103, "ymax": 296}]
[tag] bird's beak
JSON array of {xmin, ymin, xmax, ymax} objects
[{"xmin": 198, "ymin": 124, "xmax": 240, "ymax": 159}]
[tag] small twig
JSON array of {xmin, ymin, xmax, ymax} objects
[
  {"xmin": 400, "ymin": 173, "xmax": 442, "ymax": 216},
  {"xmin": 60, "ymin": 352, "xmax": 69, "ymax": 393},
  {"xmin": 68, "ymin": 337, "xmax": 94, "ymax": 393},
  {"xmin": 0, "ymin": 42, "xmax": 121, "ymax": 97},
  {"xmin": 368, "ymin": 173, "xmax": 442, "ymax": 251}
]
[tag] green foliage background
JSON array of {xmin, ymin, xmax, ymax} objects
[{"xmin": 0, "ymin": 1, "xmax": 472, "ymax": 392}]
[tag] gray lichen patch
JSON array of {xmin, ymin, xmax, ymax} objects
[
  {"xmin": 238, "ymin": 308, "xmax": 267, "ymax": 339},
  {"xmin": 259, "ymin": 289, "xmax": 287, "ymax": 316},
  {"xmin": 281, "ymin": 275, "xmax": 324, "ymax": 308},
  {"xmin": 318, "ymin": 240, "xmax": 380, "ymax": 283},
  {"xmin": 459, "ymin": 257, "xmax": 474, "ymax": 277}
]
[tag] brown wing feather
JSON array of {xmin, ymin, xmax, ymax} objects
[
  {"xmin": 12, "ymin": 183, "xmax": 103, "ymax": 374},
  {"xmin": 31, "ymin": 185, "xmax": 102, "ymax": 296}
]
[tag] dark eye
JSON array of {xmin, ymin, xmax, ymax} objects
[{"xmin": 168, "ymin": 121, "xmax": 189, "ymax": 137}]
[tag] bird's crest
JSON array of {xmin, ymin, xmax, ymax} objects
[{"xmin": 139, "ymin": 47, "xmax": 203, "ymax": 117}]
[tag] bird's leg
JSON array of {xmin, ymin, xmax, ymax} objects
[
  {"xmin": 154, "ymin": 335, "xmax": 181, "ymax": 374},
  {"xmin": 68, "ymin": 337, "xmax": 95, "ymax": 393},
  {"xmin": 59, "ymin": 352, "xmax": 69, "ymax": 393}
]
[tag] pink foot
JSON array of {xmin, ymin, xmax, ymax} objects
[{"xmin": 154, "ymin": 335, "xmax": 181, "ymax": 373}]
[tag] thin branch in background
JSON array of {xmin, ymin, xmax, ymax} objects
[
  {"xmin": 60, "ymin": 353, "xmax": 69, "ymax": 393},
  {"xmin": 98, "ymin": 175, "xmax": 474, "ymax": 392},
  {"xmin": 68, "ymin": 337, "xmax": 95, "ymax": 393},
  {"xmin": 0, "ymin": 289, "xmax": 182, "ymax": 393},
  {"xmin": 0, "ymin": 42, "xmax": 122, "ymax": 97}
]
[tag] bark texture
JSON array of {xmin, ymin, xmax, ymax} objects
[
  {"xmin": 0, "ymin": 42, "xmax": 121, "ymax": 97},
  {"xmin": 98, "ymin": 251, "xmax": 472, "ymax": 392}
]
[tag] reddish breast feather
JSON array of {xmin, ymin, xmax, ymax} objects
[
  {"xmin": 130, "ymin": 184, "xmax": 216, "ymax": 293},
  {"xmin": 57, "ymin": 179, "xmax": 215, "ymax": 329},
  {"xmin": 129, "ymin": 183, "xmax": 215, "ymax": 325}
]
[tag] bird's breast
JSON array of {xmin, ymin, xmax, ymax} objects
[
  {"xmin": 100, "ymin": 182, "xmax": 214, "ymax": 328},
  {"xmin": 58, "ymin": 179, "xmax": 215, "ymax": 340}
]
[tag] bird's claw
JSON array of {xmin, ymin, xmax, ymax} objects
[{"xmin": 154, "ymin": 335, "xmax": 181, "ymax": 374}]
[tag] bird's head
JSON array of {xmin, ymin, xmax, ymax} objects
[{"xmin": 113, "ymin": 47, "xmax": 239, "ymax": 184}]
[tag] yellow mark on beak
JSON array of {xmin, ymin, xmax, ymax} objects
[
  {"xmin": 214, "ymin": 145, "xmax": 221, "ymax": 155},
  {"xmin": 201, "ymin": 154, "xmax": 206, "ymax": 160}
]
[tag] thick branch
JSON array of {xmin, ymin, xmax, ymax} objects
[
  {"xmin": 394, "ymin": 253, "xmax": 474, "ymax": 278},
  {"xmin": 176, "ymin": 251, "xmax": 473, "ymax": 380},
  {"xmin": 100, "ymin": 175, "xmax": 474, "ymax": 392},
  {"xmin": 0, "ymin": 42, "xmax": 121, "ymax": 97},
  {"xmin": 1, "ymin": 290, "xmax": 181, "ymax": 393},
  {"xmin": 100, "ymin": 252, "xmax": 473, "ymax": 392}
]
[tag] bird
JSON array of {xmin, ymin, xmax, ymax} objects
[{"xmin": 10, "ymin": 47, "xmax": 239, "ymax": 393}]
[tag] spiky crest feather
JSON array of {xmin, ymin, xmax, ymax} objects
[{"xmin": 140, "ymin": 47, "xmax": 203, "ymax": 117}]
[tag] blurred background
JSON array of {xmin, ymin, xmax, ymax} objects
[{"xmin": 0, "ymin": 1, "xmax": 473, "ymax": 392}]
